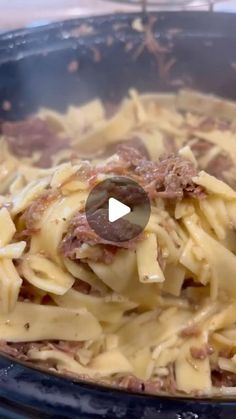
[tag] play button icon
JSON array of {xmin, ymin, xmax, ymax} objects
[
  {"xmin": 108, "ymin": 198, "xmax": 130, "ymax": 222},
  {"xmin": 85, "ymin": 177, "xmax": 150, "ymax": 243}
]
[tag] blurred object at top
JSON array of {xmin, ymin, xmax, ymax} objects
[
  {"xmin": 104, "ymin": 0, "xmax": 218, "ymax": 11},
  {"xmin": 0, "ymin": 0, "xmax": 234, "ymax": 31}
]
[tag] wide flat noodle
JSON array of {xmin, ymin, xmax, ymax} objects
[
  {"xmin": 33, "ymin": 191, "xmax": 87, "ymax": 265},
  {"xmin": 193, "ymin": 171, "xmax": 236, "ymax": 200},
  {"xmin": 130, "ymin": 347, "xmax": 151, "ymax": 380},
  {"xmin": 140, "ymin": 93, "xmax": 177, "ymax": 110},
  {"xmin": 136, "ymin": 233, "xmax": 165, "ymax": 283},
  {"xmin": 163, "ymin": 264, "xmax": 185, "ymax": 297},
  {"xmin": 177, "ymin": 89, "xmax": 236, "ymax": 119},
  {"xmin": 0, "ymin": 208, "xmax": 16, "ymax": 246},
  {"xmin": 10, "ymin": 178, "xmax": 50, "ymax": 216},
  {"xmin": 52, "ymin": 289, "xmax": 137, "ymax": 323},
  {"xmin": 28, "ymin": 348, "xmax": 132, "ymax": 378},
  {"xmin": 194, "ymin": 130, "xmax": 236, "ymax": 165},
  {"xmin": 89, "ymin": 250, "xmax": 136, "ymax": 293},
  {"xmin": 0, "ymin": 242, "xmax": 26, "ymax": 259},
  {"xmin": 175, "ymin": 332, "xmax": 211, "ymax": 394},
  {"xmin": 117, "ymin": 307, "xmax": 191, "ymax": 357},
  {"xmin": 72, "ymin": 100, "xmax": 136, "ymax": 153},
  {"xmin": 0, "ymin": 259, "xmax": 22, "ymax": 313},
  {"xmin": 199, "ymin": 197, "xmax": 229, "ymax": 241},
  {"xmin": 21, "ymin": 254, "xmax": 74, "ymax": 295},
  {"xmin": 0, "ymin": 302, "xmax": 102, "ymax": 341},
  {"xmin": 184, "ymin": 216, "xmax": 236, "ymax": 299},
  {"xmin": 64, "ymin": 258, "xmax": 108, "ymax": 294}
]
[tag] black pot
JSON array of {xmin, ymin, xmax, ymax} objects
[{"xmin": 0, "ymin": 12, "xmax": 236, "ymax": 418}]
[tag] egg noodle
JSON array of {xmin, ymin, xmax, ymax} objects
[{"xmin": 1, "ymin": 90, "xmax": 236, "ymax": 396}]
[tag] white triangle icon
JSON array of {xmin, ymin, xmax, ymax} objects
[{"xmin": 108, "ymin": 197, "xmax": 131, "ymax": 223}]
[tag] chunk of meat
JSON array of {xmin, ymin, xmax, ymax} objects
[
  {"xmin": 60, "ymin": 211, "xmax": 139, "ymax": 263},
  {"xmin": 212, "ymin": 369, "xmax": 236, "ymax": 387},
  {"xmin": 85, "ymin": 146, "xmax": 203, "ymax": 200},
  {"xmin": 118, "ymin": 375, "xmax": 161, "ymax": 394},
  {"xmin": 3, "ymin": 118, "xmax": 68, "ymax": 168},
  {"xmin": 190, "ymin": 344, "xmax": 214, "ymax": 360},
  {"xmin": 115, "ymin": 146, "xmax": 205, "ymax": 200},
  {"xmin": 73, "ymin": 279, "xmax": 91, "ymax": 294},
  {"xmin": 0, "ymin": 341, "xmax": 20, "ymax": 358}
]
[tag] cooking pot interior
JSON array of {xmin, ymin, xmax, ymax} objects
[{"xmin": 0, "ymin": 12, "xmax": 236, "ymax": 121}]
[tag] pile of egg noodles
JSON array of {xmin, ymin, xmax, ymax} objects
[{"xmin": 1, "ymin": 89, "xmax": 236, "ymax": 396}]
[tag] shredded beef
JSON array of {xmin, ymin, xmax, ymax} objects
[
  {"xmin": 113, "ymin": 146, "xmax": 205, "ymax": 200},
  {"xmin": 0, "ymin": 340, "xmax": 178, "ymax": 396},
  {"xmin": 0, "ymin": 340, "xmax": 83, "ymax": 361},
  {"xmin": 191, "ymin": 138, "xmax": 212, "ymax": 158},
  {"xmin": 99, "ymin": 137, "xmax": 149, "ymax": 160},
  {"xmin": 87, "ymin": 209, "xmax": 142, "ymax": 243},
  {"xmin": 119, "ymin": 366, "xmax": 176, "ymax": 395},
  {"xmin": 60, "ymin": 148, "xmax": 204, "ymax": 262},
  {"xmin": 162, "ymin": 365, "xmax": 177, "ymax": 394},
  {"xmin": 197, "ymin": 117, "xmax": 230, "ymax": 132},
  {"xmin": 190, "ymin": 344, "xmax": 214, "ymax": 360},
  {"xmin": 94, "ymin": 146, "xmax": 204, "ymax": 199},
  {"xmin": 73, "ymin": 279, "xmax": 91, "ymax": 294},
  {"xmin": 68, "ymin": 161, "xmax": 96, "ymax": 184},
  {"xmin": 23, "ymin": 189, "xmax": 60, "ymax": 233},
  {"xmin": 90, "ymin": 145, "xmax": 204, "ymax": 200},
  {"xmin": 116, "ymin": 145, "xmax": 146, "ymax": 168},
  {"xmin": 182, "ymin": 278, "xmax": 203, "ymax": 290},
  {"xmin": 0, "ymin": 341, "xmax": 20, "ymax": 358},
  {"xmin": 180, "ymin": 325, "xmax": 200, "ymax": 338},
  {"xmin": 60, "ymin": 211, "xmax": 138, "ymax": 262},
  {"xmin": 53, "ymin": 341, "xmax": 83, "ymax": 356},
  {"xmin": 2, "ymin": 118, "xmax": 68, "ymax": 168},
  {"xmin": 164, "ymin": 136, "xmax": 178, "ymax": 155},
  {"xmin": 212, "ymin": 369, "xmax": 236, "ymax": 387},
  {"xmin": 0, "ymin": 341, "xmax": 51, "ymax": 361},
  {"xmin": 119, "ymin": 375, "xmax": 161, "ymax": 394},
  {"xmin": 197, "ymin": 117, "xmax": 216, "ymax": 132},
  {"xmin": 219, "ymin": 349, "xmax": 233, "ymax": 359},
  {"xmin": 126, "ymin": 137, "xmax": 150, "ymax": 159}
]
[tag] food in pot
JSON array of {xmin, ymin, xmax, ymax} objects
[{"xmin": 1, "ymin": 89, "xmax": 236, "ymax": 397}]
